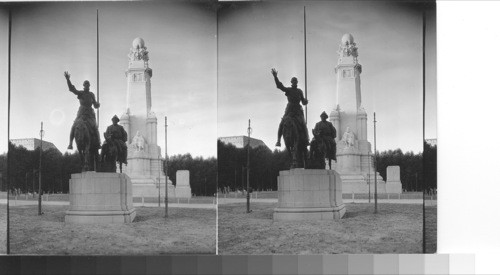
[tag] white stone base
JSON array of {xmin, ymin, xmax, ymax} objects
[
  {"xmin": 175, "ymin": 186, "xmax": 192, "ymax": 198},
  {"xmin": 273, "ymin": 169, "xmax": 345, "ymax": 221},
  {"xmin": 341, "ymin": 173, "xmax": 387, "ymax": 194},
  {"xmin": 133, "ymin": 183, "xmax": 176, "ymax": 198},
  {"xmin": 65, "ymin": 172, "xmax": 136, "ymax": 224},
  {"xmin": 385, "ymin": 181, "xmax": 402, "ymax": 194}
]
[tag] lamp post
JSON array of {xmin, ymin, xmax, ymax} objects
[
  {"xmin": 164, "ymin": 116, "xmax": 168, "ymax": 218},
  {"xmin": 158, "ymin": 153, "xmax": 161, "ymax": 207},
  {"xmin": 38, "ymin": 121, "xmax": 44, "ymax": 215},
  {"xmin": 246, "ymin": 119, "xmax": 252, "ymax": 213},
  {"xmin": 373, "ymin": 113, "xmax": 378, "ymax": 214},
  {"xmin": 368, "ymin": 153, "xmax": 371, "ymax": 203}
]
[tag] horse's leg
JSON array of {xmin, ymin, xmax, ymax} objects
[
  {"xmin": 79, "ymin": 149, "xmax": 86, "ymax": 172},
  {"xmin": 84, "ymin": 145, "xmax": 90, "ymax": 171}
]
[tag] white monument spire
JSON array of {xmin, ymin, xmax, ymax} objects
[
  {"xmin": 126, "ymin": 37, "xmax": 153, "ymax": 115},
  {"xmin": 335, "ymin": 33, "xmax": 362, "ymax": 115},
  {"xmin": 330, "ymin": 34, "xmax": 399, "ymax": 195},
  {"xmin": 120, "ymin": 38, "xmax": 176, "ymax": 198}
]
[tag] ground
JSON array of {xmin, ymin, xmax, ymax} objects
[
  {"xmin": 425, "ymin": 205, "xmax": 437, "ymax": 253},
  {"xmin": 9, "ymin": 205, "xmax": 215, "ymax": 255},
  {"xmin": 0, "ymin": 203, "xmax": 5, "ymax": 254},
  {"xmin": 219, "ymin": 202, "xmax": 431, "ymax": 254}
]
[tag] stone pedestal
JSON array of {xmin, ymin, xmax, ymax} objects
[
  {"xmin": 385, "ymin": 166, "xmax": 402, "ymax": 194},
  {"xmin": 132, "ymin": 179, "xmax": 176, "ymax": 199},
  {"xmin": 273, "ymin": 169, "xmax": 345, "ymax": 221},
  {"xmin": 175, "ymin": 170, "xmax": 192, "ymax": 198},
  {"xmin": 65, "ymin": 172, "xmax": 136, "ymax": 224}
]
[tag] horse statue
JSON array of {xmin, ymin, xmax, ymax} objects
[
  {"xmin": 74, "ymin": 119, "xmax": 100, "ymax": 172},
  {"xmin": 101, "ymin": 138, "xmax": 125, "ymax": 173},
  {"xmin": 308, "ymin": 129, "xmax": 336, "ymax": 170},
  {"xmin": 308, "ymin": 129, "xmax": 327, "ymax": 169},
  {"xmin": 282, "ymin": 116, "xmax": 308, "ymax": 169}
]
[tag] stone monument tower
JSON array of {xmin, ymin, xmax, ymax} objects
[
  {"xmin": 120, "ymin": 37, "xmax": 175, "ymax": 198},
  {"xmin": 329, "ymin": 34, "xmax": 391, "ymax": 194}
]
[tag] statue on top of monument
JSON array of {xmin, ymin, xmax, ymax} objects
[
  {"xmin": 338, "ymin": 33, "xmax": 358, "ymax": 58},
  {"xmin": 271, "ymin": 68, "xmax": 309, "ymax": 168},
  {"xmin": 128, "ymin": 37, "xmax": 149, "ymax": 62},
  {"xmin": 64, "ymin": 71, "xmax": 101, "ymax": 171},
  {"xmin": 101, "ymin": 115, "xmax": 128, "ymax": 173},
  {"xmin": 309, "ymin": 111, "xmax": 337, "ymax": 169},
  {"xmin": 342, "ymin": 127, "xmax": 355, "ymax": 148}
]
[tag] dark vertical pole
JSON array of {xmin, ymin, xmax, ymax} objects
[
  {"xmin": 422, "ymin": 10, "xmax": 427, "ymax": 254},
  {"xmin": 158, "ymin": 154, "xmax": 160, "ymax": 207},
  {"xmin": 96, "ymin": 9, "xmax": 100, "ymax": 128},
  {"xmin": 368, "ymin": 154, "xmax": 371, "ymax": 203},
  {"xmin": 38, "ymin": 122, "xmax": 43, "ymax": 215},
  {"xmin": 374, "ymin": 113, "xmax": 378, "ymax": 214},
  {"xmin": 164, "ymin": 116, "xmax": 168, "ymax": 218},
  {"xmin": 303, "ymin": 6, "xmax": 308, "ymax": 124},
  {"xmin": 6, "ymin": 9, "xmax": 12, "ymax": 254},
  {"xmin": 246, "ymin": 119, "xmax": 251, "ymax": 213}
]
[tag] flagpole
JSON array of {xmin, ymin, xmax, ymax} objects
[
  {"xmin": 6, "ymin": 9, "xmax": 12, "ymax": 254},
  {"xmin": 422, "ymin": 10, "xmax": 427, "ymax": 254},
  {"xmin": 303, "ymin": 6, "xmax": 308, "ymax": 125},
  {"xmin": 96, "ymin": 9, "xmax": 100, "ymax": 128}
]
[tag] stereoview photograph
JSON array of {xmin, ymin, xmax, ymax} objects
[
  {"xmin": 6, "ymin": 1, "xmax": 217, "ymax": 255},
  {"xmin": 217, "ymin": 1, "xmax": 436, "ymax": 254}
]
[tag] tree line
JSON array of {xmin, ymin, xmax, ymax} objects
[
  {"xmin": 165, "ymin": 153, "xmax": 217, "ymax": 196},
  {"xmin": 217, "ymin": 140, "xmax": 437, "ymax": 192},
  {"xmin": 0, "ymin": 140, "xmax": 436, "ymax": 194},
  {"xmin": 0, "ymin": 142, "xmax": 218, "ymax": 197}
]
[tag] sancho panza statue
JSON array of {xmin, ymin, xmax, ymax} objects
[
  {"xmin": 272, "ymin": 68, "xmax": 309, "ymax": 168},
  {"xmin": 64, "ymin": 71, "xmax": 101, "ymax": 171},
  {"xmin": 101, "ymin": 115, "xmax": 128, "ymax": 173},
  {"xmin": 309, "ymin": 111, "xmax": 337, "ymax": 169}
]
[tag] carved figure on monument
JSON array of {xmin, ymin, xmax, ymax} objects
[
  {"xmin": 128, "ymin": 37, "xmax": 149, "ymax": 62},
  {"xmin": 309, "ymin": 112, "xmax": 337, "ymax": 169},
  {"xmin": 101, "ymin": 115, "xmax": 128, "ymax": 173},
  {"xmin": 342, "ymin": 127, "xmax": 355, "ymax": 148},
  {"xmin": 337, "ymin": 33, "xmax": 358, "ymax": 58},
  {"xmin": 131, "ymin": 131, "xmax": 146, "ymax": 152},
  {"xmin": 271, "ymin": 68, "xmax": 309, "ymax": 168},
  {"xmin": 64, "ymin": 71, "xmax": 101, "ymax": 171}
]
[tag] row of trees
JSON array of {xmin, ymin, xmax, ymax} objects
[
  {"xmin": 0, "ymin": 142, "xmax": 218, "ymax": 197},
  {"xmin": 375, "ymin": 141, "xmax": 437, "ymax": 192},
  {"xmin": 0, "ymin": 142, "xmax": 79, "ymax": 194},
  {"xmin": 217, "ymin": 140, "xmax": 437, "ymax": 193},
  {"xmin": 217, "ymin": 140, "xmax": 289, "ymax": 192},
  {"xmin": 165, "ymin": 153, "xmax": 217, "ymax": 196},
  {"xmin": 0, "ymin": 140, "xmax": 436, "ymax": 195}
]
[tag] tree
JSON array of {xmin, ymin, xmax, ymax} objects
[{"xmin": 165, "ymin": 153, "xmax": 217, "ymax": 196}]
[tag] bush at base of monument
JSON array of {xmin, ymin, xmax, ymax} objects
[
  {"xmin": 273, "ymin": 169, "xmax": 345, "ymax": 221},
  {"xmin": 65, "ymin": 172, "xmax": 136, "ymax": 224}
]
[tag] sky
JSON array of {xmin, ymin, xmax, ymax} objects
[
  {"xmin": 4, "ymin": 1, "xmax": 217, "ymax": 157},
  {"xmin": 0, "ymin": 8, "xmax": 8, "ymax": 155},
  {"xmin": 1, "ymin": 1, "xmax": 436, "ymax": 156},
  {"xmin": 217, "ymin": 1, "xmax": 436, "ymax": 154}
]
